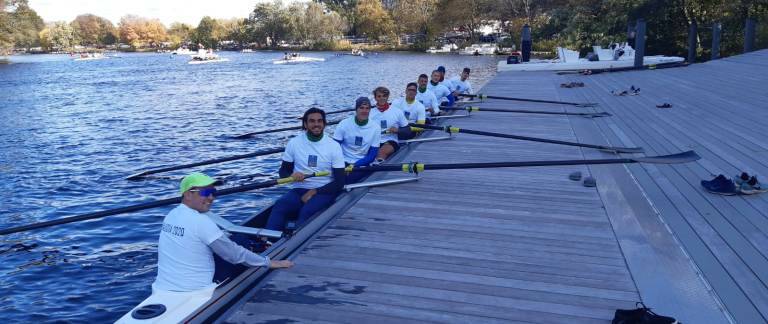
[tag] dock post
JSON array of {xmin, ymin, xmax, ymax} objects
[
  {"xmin": 633, "ymin": 19, "xmax": 646, "ymax": 69},
  {"xmin": 744, "ymin": 18, "xmax": 756, "ymax": 53},
  {"xmin": 712, "ymin": 22, "xmax": 721, "ymax": 60},
  {"xmin": 687, "ymin": 20, "xmax": 698, "ymax": 63},
  {"xmin": 521, "ymin": 24, "xmax": 531, "ymax": 62}
]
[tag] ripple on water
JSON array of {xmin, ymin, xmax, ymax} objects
[{"xmin": 0, "ymin": 51, "xmax": 498, "ymax": 322}]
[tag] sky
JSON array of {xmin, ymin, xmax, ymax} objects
[{"xmin": 30, "ymin": 0, "xmax": 272, "ymax": 26}]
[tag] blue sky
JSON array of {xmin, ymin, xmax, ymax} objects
[{"xmin": 30, "ymin": 0, "xmax": 272, "ymax": 26}]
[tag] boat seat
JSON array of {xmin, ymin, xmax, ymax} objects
[
  {"xmin": 556, "ymin": 47, "xmax": 580, "ymax": 63},
  {"xmin": 207, "ymin": 214, "xmax": 283, "ymax": 239},
  {"xmin": 592, "ymin": 46, "xmax": 616, "ymax": 61}
]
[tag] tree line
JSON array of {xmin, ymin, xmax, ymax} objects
[{"xmin": 2, "ymin": 0, "xmax": 767, "ymax": 58}]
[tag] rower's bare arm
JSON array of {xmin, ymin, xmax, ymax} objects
[{"xmin": 269, "ymin": 260, "xmax": 294, "ymax": 269}]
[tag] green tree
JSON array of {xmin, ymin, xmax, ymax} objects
[
  {"xmin": 355, "ymin": 0, "xmax": 395, "ymax": 42},
  {"xmin": 247, "ymin": 0, "xmax": 291, "ymax": 48},
  {"xmin": 1, "ymin": 0, "xmax": 44, "ymax": 51},
  {"xmin": 43, "ymin": 21, "xmax": 77, "ymax": 51},
  {"xmin": 193, "ymin": 16, "xmax": 222, "ymax": 48},
  {"xmin": 167, "ymin": 22, "xmax": 194, "ymax": 48},
  {"xmin": 316, "ymin": 0, "xmax": 359, "ymax": 35},
  {"xmin": 434, "ymin": 0, "xmax": 494, "ymax": 41},
  {"xmin": 392, "ymin": 0, "xmax": 438, "ymax": 37}
]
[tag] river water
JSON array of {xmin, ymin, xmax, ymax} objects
[{"xmin": 0, "ymin": 51, "xmax": 498, "ymax": 322}]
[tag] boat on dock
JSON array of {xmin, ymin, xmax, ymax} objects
[{"xmin": 497, "ymin": 43, "xmax": 684, "ymax": 72}]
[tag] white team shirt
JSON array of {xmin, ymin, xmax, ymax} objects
[
  {"xmin": 416, "ymin": 89, "xmax": 440, "ymax": 114},
  {"xmin": 283, "ymin": 132, "xmax": 345, "ymax": 189},
  {"xmin": 427, "ymin": 82, "xmax": 451, "ymax": 102},
  {"xmin": 153, "ymin": 204, "xmax": 224, "ymax": 292},
  {"xmin": 451, "ymin": 77, "xmax": 473, "ymax": 94},
  {"xmin": 391, "ymin": 97, "xmax": 426, "ymax": 123},
  {"xmin": 441, "ymin": 78, "xmax": 458, "ymax": 92},
  {"xmin": 370, "ymin": 105, "xmax": 409, "ymax": 143},
  {"xmin": 332, "ymin": 116, "xmax": 381, "ymax": 164}
]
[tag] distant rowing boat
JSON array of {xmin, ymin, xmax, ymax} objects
[
  {"xmin": 272, "ymin": 56, "xmax": 325, "ymax": 65},
  {"xmin": 187, "ymin": 58, "xmax": 230, "ymax": 65}
]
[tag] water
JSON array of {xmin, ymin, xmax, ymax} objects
[{"xmin": 0, "ymin": 51, "xmax": 498, "ymax": 322}]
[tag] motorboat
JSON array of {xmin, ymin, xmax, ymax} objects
[
  {"xmin": 426, "ymin": 44, "xmax": 458, "ymax": 54},
  {"xmin": 188, "ymin": 49, "xmax": 229, "ymax": 64},
  {"xmin": 459, "ymin": 44, "xmax": 497, "ymax": 55},
  {"xmin": 273, "ymin": 53, "xmax": 325, "ymax": 64},
  {"xmin": 497, "ymin": 43, "xmax": 685, "ymax": 72},
  {"xmin": 172, "ymin": 48, "xmax": 194, "ymax": 55}
]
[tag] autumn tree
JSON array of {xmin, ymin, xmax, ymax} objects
[
  {"xmin": 355, "ymin": 0, "xmax": 395, "ymax": 42},
  {"xmin": 118, "ymin": 15, "xmax": 167, "ymax": 49},
  {"xmin": 71, "ymin": 14, "xmax": 117, "ymax": 47},
  {"xmin": 1, "ymin": 0, "xmax": 44, "ymax": 51}
]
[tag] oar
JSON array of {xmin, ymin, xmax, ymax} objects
[
  {"xmin": 126, "ymin": 147, "xmax": 286, "ymax": 180},
  {"xmin": 346, "ymin": 151, "xmax": 699, "ymax": 173},
  {"xmin": 411, "ymin": 124, "xmax": 644, "ymax": 153},
  {"xmin": 460, "ymin": 93, "xmax": 598, "ymax": 107},
  {"xmin": 441, "ymin": 106, "xmax": 611, "ymax": 118},
  {"xmin": 0, "ymin": 172, "xmax": 329, "ymax": 236},
  {"xmin": 232, "ymin": 119, "xmax": 342, "ymax": 139},
  {"xmin": 294, "ymin": 107, "xmax": 355, "ymax": 119}
]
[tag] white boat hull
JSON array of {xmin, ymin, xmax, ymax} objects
[
  {"xmin": 188, "ymin": 58, "xmax": 230, "ymax": 65},
  {"xmin": 497, "ymin": 55, "xmax": 684, "ymax": 72},
  {"xmin": 273, "ymin": 57, "xmax": 325, "ymax": 64},
  {"xmin": 73, "ymin": 56, "xmax": 107, "ymax": 61}
]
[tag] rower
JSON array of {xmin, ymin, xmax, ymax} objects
[
  {"xmin": 428, "ymin": 69, "xmax": 453, "ymax": 107},
  {"xmin": 333, "ymin": 97, "xmax": 381, "ymax": 184},
  {"xmin": 153, "ymin": 172, "xmax": 293, "ymax": 293},
  {"xmin": 265, "ymin": 107, "xmax": 346, "ymax": 231},
  {"xmin": 437, "ymin": 65, "xmax": 459, "ymax": 103},
  {"xmin": 391, "ymin": 82, "xmax": 427, "ymax": 131},
  {"xmin": 416, "ymin": 74, "xmax": 440, "ymax": 116},
  {"xmin": 450, "ymin": 67, "xmax": 474, "ymax": 97},
  {"xmin": 370, "ymin": 86, "xmax": 410, "ymax": 164}
]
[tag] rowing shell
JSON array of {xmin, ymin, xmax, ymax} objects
[{"xmin": 116, "ymin": 120, "xmax": 448, "ymax": 323}]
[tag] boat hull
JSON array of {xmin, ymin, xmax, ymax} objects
[{"xmin": 497, "ymin": 55, "xmax": 684, "ymax": 72}]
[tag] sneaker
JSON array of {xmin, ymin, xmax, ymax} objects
[
  {"xmin": 612, "ymin": 302, "xmax": 678, "ymax": 324},
  {"xmin": 656, "ymin": 103, "xmax": 672, "ymax": 108},
  {"xmin": 370, "ymin": 158, "xmax": 384, "ymax": 166},
  {"xmin": 583, "ymin": 176, "xmax": 596, "ymax": 187},
  {"xmin": 739, "ymin": 175, "xmax": 767, "ymax": 195},
  {"xmin": 734, "ymin": 172, "xmax": 750, "ymax": 185},
  {"xmin": 701, "ymin": 174, "xmax": 738, "ymax": 195},
  {"xmin": 569, "ymin": 171, "xmax": 582, "ymax": 181}
]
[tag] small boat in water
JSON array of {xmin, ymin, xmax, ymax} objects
[
  {"xmin": 172, "ymin": 48, "xmax": 194, "ymax": 55},
  {"xmin": 73, "ymin": 53, "xmax": 107, "ymax": 61},
  {"xmin": 426, "ymin": 44, "xmax": 458, "ymax": 54},
  {"xmin": 497, "ymin": 43, "xmax": 685, "ymax": 72},
  {"xmin": 273, "ymin": 53, "xmax": 325, "ymax": 64},
  {"xmin": 188, "ymin": 49, "xmax": 229, "ymax": 64},
  {"xmin": 459, "ymin": 44, "xmax": 497, "ymax": 55}
]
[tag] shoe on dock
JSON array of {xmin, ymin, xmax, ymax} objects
[
  {"xmin": 738, "ymin": 175, "xmax": 766, "ymax": 195},
  {"xmin": 583, "ymin": 176, "xmax": 596, "ymax": 187},
  {"xmin": 612, "ymin": 302, "xmax": 678, "ymax": 324},
  {"xmin": 701, "ymin": 174, "xmax": 738, "ymax": 195},
  {"xmin": 569, "ymin": 171, "xmax": 582, "ymax": 181},
  {"xmin": 656, "ymin": 103, "xmax": 672, "ymax": 108}
]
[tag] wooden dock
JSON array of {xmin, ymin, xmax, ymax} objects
[{"xmin": 220, "ymin": 50, "xmax": 768, "ymax": 323}]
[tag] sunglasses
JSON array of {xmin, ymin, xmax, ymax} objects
[{"xmin": 189, "ymin": 187, "xmax": 217, "ymax": 197}]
